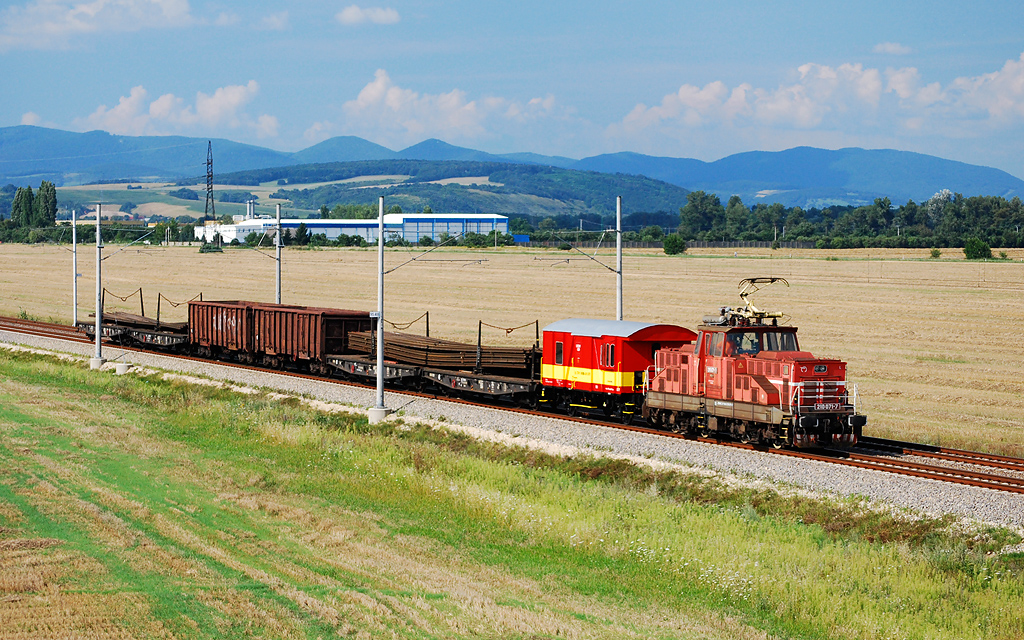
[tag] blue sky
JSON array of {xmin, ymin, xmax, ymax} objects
[{"xmin": 2, "ymin": 0, "xmax": 1024, "ymax": 178}]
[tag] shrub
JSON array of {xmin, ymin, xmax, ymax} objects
[
  {"xmin": 663, "ymin": 233, "xmax": 686, "ymax": 255},
  {"xmin": 999, "ymin": 251, "xmax": 1008, "ymax": 259},
  {"xmin": 930, "ymin": 248, "xmax": 941, "ymax": 259},
  {"xmin": 963, "ymin": 237, "xmax": 992, "ymax": 260},
  {"xmin": 418, "ymin": 236, "xmax": 435, "ymax": 247}
]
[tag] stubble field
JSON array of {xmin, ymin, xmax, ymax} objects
[{"xmin": 1, "ymin": 243, "xmax": 1023, "ymax": 456}]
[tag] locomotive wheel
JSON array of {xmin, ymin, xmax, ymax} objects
[
  {"xmin": 566, "ymin": 404, "xmax": 578, "ymax": 417},
  {"xmin": 769, "ymin": 438, "xmax": 784, "ymax": 449}
]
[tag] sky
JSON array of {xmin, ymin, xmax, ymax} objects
[{"xmin": 2, "ymin": 0, "xmax": 1024, "ymax": 178}]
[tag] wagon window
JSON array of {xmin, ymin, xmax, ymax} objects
[
  {"xmin": 600, "ymin": 343, "xmax": 616, "ymax": 368},
  {"xmin": 555, "ymin": 341, "xmax": 564, "ymax": 365}
]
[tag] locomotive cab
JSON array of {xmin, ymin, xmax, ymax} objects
[{"xmin": 643, "ymin": 278, "xmax": 866, "ymax": 447}]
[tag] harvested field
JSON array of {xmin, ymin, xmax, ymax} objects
[{"xmin": 1, "ymin": 243, "xmax": 1023, "ymax": 455}]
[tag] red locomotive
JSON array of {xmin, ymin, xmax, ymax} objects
[{"xmin": 642, "ymin": 278, "xmax": 865, "ymax": 447}]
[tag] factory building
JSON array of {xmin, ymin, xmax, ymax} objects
[{"xmin": 194, "ymin": 213, "xmax": 508, "ymax": 244}]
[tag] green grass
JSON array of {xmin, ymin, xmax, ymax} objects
[{"xmin": 1, "ymin": 348, "xmax": 1023, "ymax": 639}]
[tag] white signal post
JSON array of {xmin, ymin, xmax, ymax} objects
[
  {"xmin": 616, "ymin": 195, "xmax": 623, "ymax": 321},
  {"xmin": 369, "ymin": 196, "xmax": 391, "ymax": 423},
  {"xmin": 71, "ymin": 208, "xmax": 78, "ymax": 326},
  {"xmin": 89, "ymin": 204, "xmax": 105, "ymax": 369},
  {"xmin": 275, "ymin": 203, "xmax": 282, "ymax": 304}
]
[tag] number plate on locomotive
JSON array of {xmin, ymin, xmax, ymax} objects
[{"xmin": 813, "ymin": 402, "xmax": 843, "ymax": 411}]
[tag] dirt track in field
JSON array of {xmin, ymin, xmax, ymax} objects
[{"xmin": 2, "ymin": 243, "xmax": 1023, "ymax": 455}]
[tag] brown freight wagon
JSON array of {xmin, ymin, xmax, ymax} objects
[
  {"xmin": 251, "ymin": 304, "xmax": 372, "ymax": 374},
  {"xmin": 189, "ymin": 301, "xmax": 257, "ymax": 362}
]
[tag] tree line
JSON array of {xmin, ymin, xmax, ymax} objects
[{"xmin": 671, "ymin": 189, "xmax": 1024, "ymax": 249}]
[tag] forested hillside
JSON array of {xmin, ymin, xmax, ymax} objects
[{"xmin": 215, "ymin": 160, "xmax": 691, "ymax": 218}]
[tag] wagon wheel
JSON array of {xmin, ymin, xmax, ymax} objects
[{"xmin": 565, "ymin": 404, "xmax": 578, "ymax": 417}]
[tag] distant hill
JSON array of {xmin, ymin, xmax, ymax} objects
[
  {"xmin": 0, "ymin": 126, "xmax": 294, "ymax": 185},
  {"xmin": 2, "ymin": 125, "xmax": 1022, "ymax": 209},
  {"xmin": 290, "ymin": 136, "xmax": 396, "ymax": 164},
  {"xmin": 576, "ymin": 147, "xmax": 1024, "ymax": 207}
]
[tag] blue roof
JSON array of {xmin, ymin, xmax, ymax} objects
[{"xmin": 543, "ymin": 318, "xmax": 659, "ymax": 338}]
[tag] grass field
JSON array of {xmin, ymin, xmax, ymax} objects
[
  {"xmin": 1, "ymin": 350, "xmax": 1023, "ymax": 639},
  {"xmin": 2, "ymin": 242, "xmax": 1022, "ymax": 456}
]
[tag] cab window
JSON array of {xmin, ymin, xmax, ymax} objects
[
  {"xmin": 728, "ymin": 331, "xmax": 761, "ymax": 355},
  {"xmin": 555, "ymin": 341, "xmax": 564, "ymax": 365},
  {"xmin": 710, "ymin": 333, "xmax": 724, "ymax": 357},
  {"xmin": 762, "ymin": 331, "xmax": 798, "ymax": 352}
]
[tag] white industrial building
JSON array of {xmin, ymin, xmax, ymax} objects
[{"xmin": 194, "ymin": 213, "xmax": 508, "ymax": 244}]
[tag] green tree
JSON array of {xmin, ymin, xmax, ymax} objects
[
  {"xmin": 963, "ymin": 237, "xmax": 992, "ymax": 260},
  {"xmin": 120, "ymin": 202, "xmax": 137, "ymax": 215},
  {"xmin": 422, "ymin": 205, "xmax": 433, "ymax": 213},
  {"xmin": 640, "ymin": 225, "xmax": 664, "ymax": 241},
  {"xmin": 294, "ymin": 222, "xmax": 310, "ymax": 246},
  {"xmin": 387, "ymin": 205, "xmax": 403, "ymax": 214},
  {"xmin": 678, "ymin": 191, "xmax": 724, "ymax": 239},
  {"xmin": 32, "ymin": 181, "xmax": 57, "ymax": 227},
  {"xmin": 318, "ymin": 205, "xmax": 329, "ymax": 219},
  {"xmin": 11, "ymin": 186, "xmax": 33, "ymax": 227},
  {"xmin": 663, "ymin": 233, "xmax": 686, "ymax": 255},
  {"xmin": 725, "ymin": 195, "xmax": 749, "ymax": 239}
]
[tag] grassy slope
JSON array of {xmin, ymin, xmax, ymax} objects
[{"xmin": 1, "ymin": 350, "xmax": 1023, "ymax": 639}]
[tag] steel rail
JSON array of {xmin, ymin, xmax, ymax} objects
[{"xmin": 859, "ymin": 436, "xmax": 1024, "ymax": 472}]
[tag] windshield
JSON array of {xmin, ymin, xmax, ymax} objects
[{"xmin": 727, "ymin": 330, "xmax": 798, "ymax": 355}]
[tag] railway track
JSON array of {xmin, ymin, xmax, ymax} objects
[
  {"xmin": 0, "ymin": 316, "xmax": 91, "ymax": 343},
  {"xmin": 4, "ymin": 316, "xmax": 1024, "ymax": 496}
]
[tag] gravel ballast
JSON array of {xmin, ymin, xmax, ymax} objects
[{"xmin": 4, "ymin": 329, "xmax": 1023, "ymax": 535}]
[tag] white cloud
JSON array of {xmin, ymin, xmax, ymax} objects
[
  {"xmin": 258, "ymin": 11, "xmax": 288, "ymax": 31},
  {"xmin": 21, "ymin": 112, "xmax": 41, "ymax": 125},
  {"xmin": 309, "ymin": 71, "xmax": 579, "ymax": 153},
  {"xmin": 874, "ymin": 42, "xmax": 912, "ymax": 55},
  {"xmin": 336, "ymin": 5, "xmax": 399, "ymax": 26},
  {"xmin": 335, "ymin": 69, "xmax": 572, "ymax": 149},
  {"xmin": 213, "ymin": 11, "xmax": 239, "ymax": 26},
  {"xmin": 303, "ymin": 121, "xmax": 334, "ymax": 144},
  {"xmin": 0, "ymin": 0, "xmax": 194, "ymax": 51},
  {"xmin": 610, "ymin": 52, "xmax": 1024, "ymax": 153},
  {"xmin": 74, "ymin": 81, "xmax": 277, "ymax": 139}
]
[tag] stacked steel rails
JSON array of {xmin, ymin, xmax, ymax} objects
[{"xmin": 2, "ymin": 315, "xmax": 1024, "ymax": 496}]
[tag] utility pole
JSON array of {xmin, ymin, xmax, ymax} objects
[
  {"xmin": 89, "ymin": 204, "xmax": 105, "ymax": 369},
  {"xmin": 369, "ymin": 196, "xmax": 391, "ymax": 424},
  {"xmin": 616, "ymin": 196, "xmax": 623, "ymax": 322},
  {"xmin": 275, "ymin": 203, "xmax": 282, "ymax": 304},
  {"xmin": 71, "ymin": 208, "xmax": 78, "ymax": 326}
]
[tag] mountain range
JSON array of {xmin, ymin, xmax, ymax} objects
[{"xmin": 3, "ymin": 125, "xmax": 1023, "ymax": 209}]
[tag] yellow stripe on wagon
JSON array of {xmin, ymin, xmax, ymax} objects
[{"xmin": 541, "ymin": 364, "xmax": 636, "ymax": 388}]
